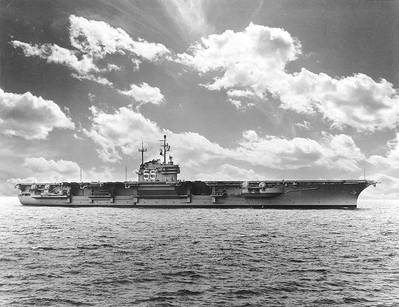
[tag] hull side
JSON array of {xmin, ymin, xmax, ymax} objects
[{"xmin": 17, "ymin": 180, "xmax": 373, "ymax": 209}]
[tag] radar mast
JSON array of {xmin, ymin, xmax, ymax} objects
[
  {"xmin": 138, "ymin": 141, "xmax": 147, "ymax": 166},
  {"xmin": 160, "ymin": 135, "xmax": 170, "ymax": 164}
]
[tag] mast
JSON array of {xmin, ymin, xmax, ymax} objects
[
  {"xmin": 160, "ymin": 135, "xmax": 170, "ymax": 164},
  {"xmin": 138, "ymin": 141, "xmax": 147, "ymax": 166}
]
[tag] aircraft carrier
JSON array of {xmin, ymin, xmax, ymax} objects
[{"xmin": 16, "ymin": 135, "xmax": 375, "ymax": 209}]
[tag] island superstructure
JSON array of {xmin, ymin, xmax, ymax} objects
[{"xmin": 16, "ymin": 135, "xmax": 375, "ymax": 208}]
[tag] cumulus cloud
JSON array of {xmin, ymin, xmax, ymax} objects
[
  {"xmin": 11, "ymin": 40, "xmax": 111, "ymax": 86},
  {"xmin": 71, "ymin": 73, "xmax": 113, "ymax": 86},
  {"xmin": 227, "ymin": 89, "xmax": 256, "ymax": 99},
  {"xmin": 107, "ymin": 64, "xmax": 120, "ymax": 71},
  {"xmin": 131, "ymin": 58, "xmax": 142, "ymax": 71},
  {"xmin": 0, "ymin": 88, "xmax": 74, "ymax": 139},
  {"xmin": 69, "ymin": 15, "xmax": 170, "ymax": 61},
  {"xmin": 16, "ymin": 157, "xmax": 80, "ymax": 183},
  {"xmin": 235, "ymin": 130, "xmax": 364, "ymax": 171},
  {"xmin": 368, "ymin": 133, "xmax": 399, "ymax": 168},
  {"xmin": 83, "ymin": 105, "xmax": 364, "ymax": 173},
  {"xmin": 11, "ymin": 40, "xmax": 99, "ymax": 74},
  {"xmin": 84, "ymin": 106, "xmax": 229, "ymax": 165},
  {"xmin": 118, "ymin": 82, "xmax": 164, "ymax": 106},
  {"xmin": 179, "ymin": 23, "xmax": 399, "ymax": 132},
  {"xmin": 281, "ymin": 70, "xmax": 399, "ymax": 131},
  {"xmin": 83, "ymin": 106, "xmax": 160, "ymax": 162},
  {"xmin": 24, "ymin": 157, "xmax": 80, "ymax": 176},
  {"xmin": 11, "ymin": 15, "xmax": 170, "ymax": 87},
  {"xmin": 226, "ymin": 89, "xmax": 256, "ymax": 109},
  {"xmin": 178, "ymin": 23, "xmax": 300, "ymax": 83}
]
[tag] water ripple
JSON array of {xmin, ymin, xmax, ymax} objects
[{"xmin": 0, "ymin": 198, "xmax": 399, "ymax": 305}]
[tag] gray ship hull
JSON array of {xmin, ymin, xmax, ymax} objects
[{"xmin": 16, "ymin": 180, "xmax": 374, "ymax": 209}]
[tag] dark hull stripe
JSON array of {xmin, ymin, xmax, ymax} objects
[{"xmin": 21, "ymin": 204, "xmax": 357, "ymax": 209}]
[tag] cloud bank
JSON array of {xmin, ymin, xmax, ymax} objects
[
  {"xmin": 0, "ymin": 88, "xmax": 74, "ymax": 139},
  {"xmin": 179, "ymin": 23, "xmax": 399, "ymax": 132},
  {"xmin": 83, "ymin": 106, "xmax": 365, "ymax": 176}
]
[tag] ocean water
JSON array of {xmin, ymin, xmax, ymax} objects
[{"xmin": 1, "ymin": 197, "xmax": 399, "ymax": 306}]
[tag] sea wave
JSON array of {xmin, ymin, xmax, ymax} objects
[{"xmin": 1, "ymin": 198, "xmax": 398, "ymax": 305}]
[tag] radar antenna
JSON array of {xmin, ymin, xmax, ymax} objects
[
  {"xmin": 138, "ymin": 141, "xmax": 147, "ymax": 166},
  {"xmin": 160, "ymin": 135, "xmax": 170, "ymax": 164}
]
